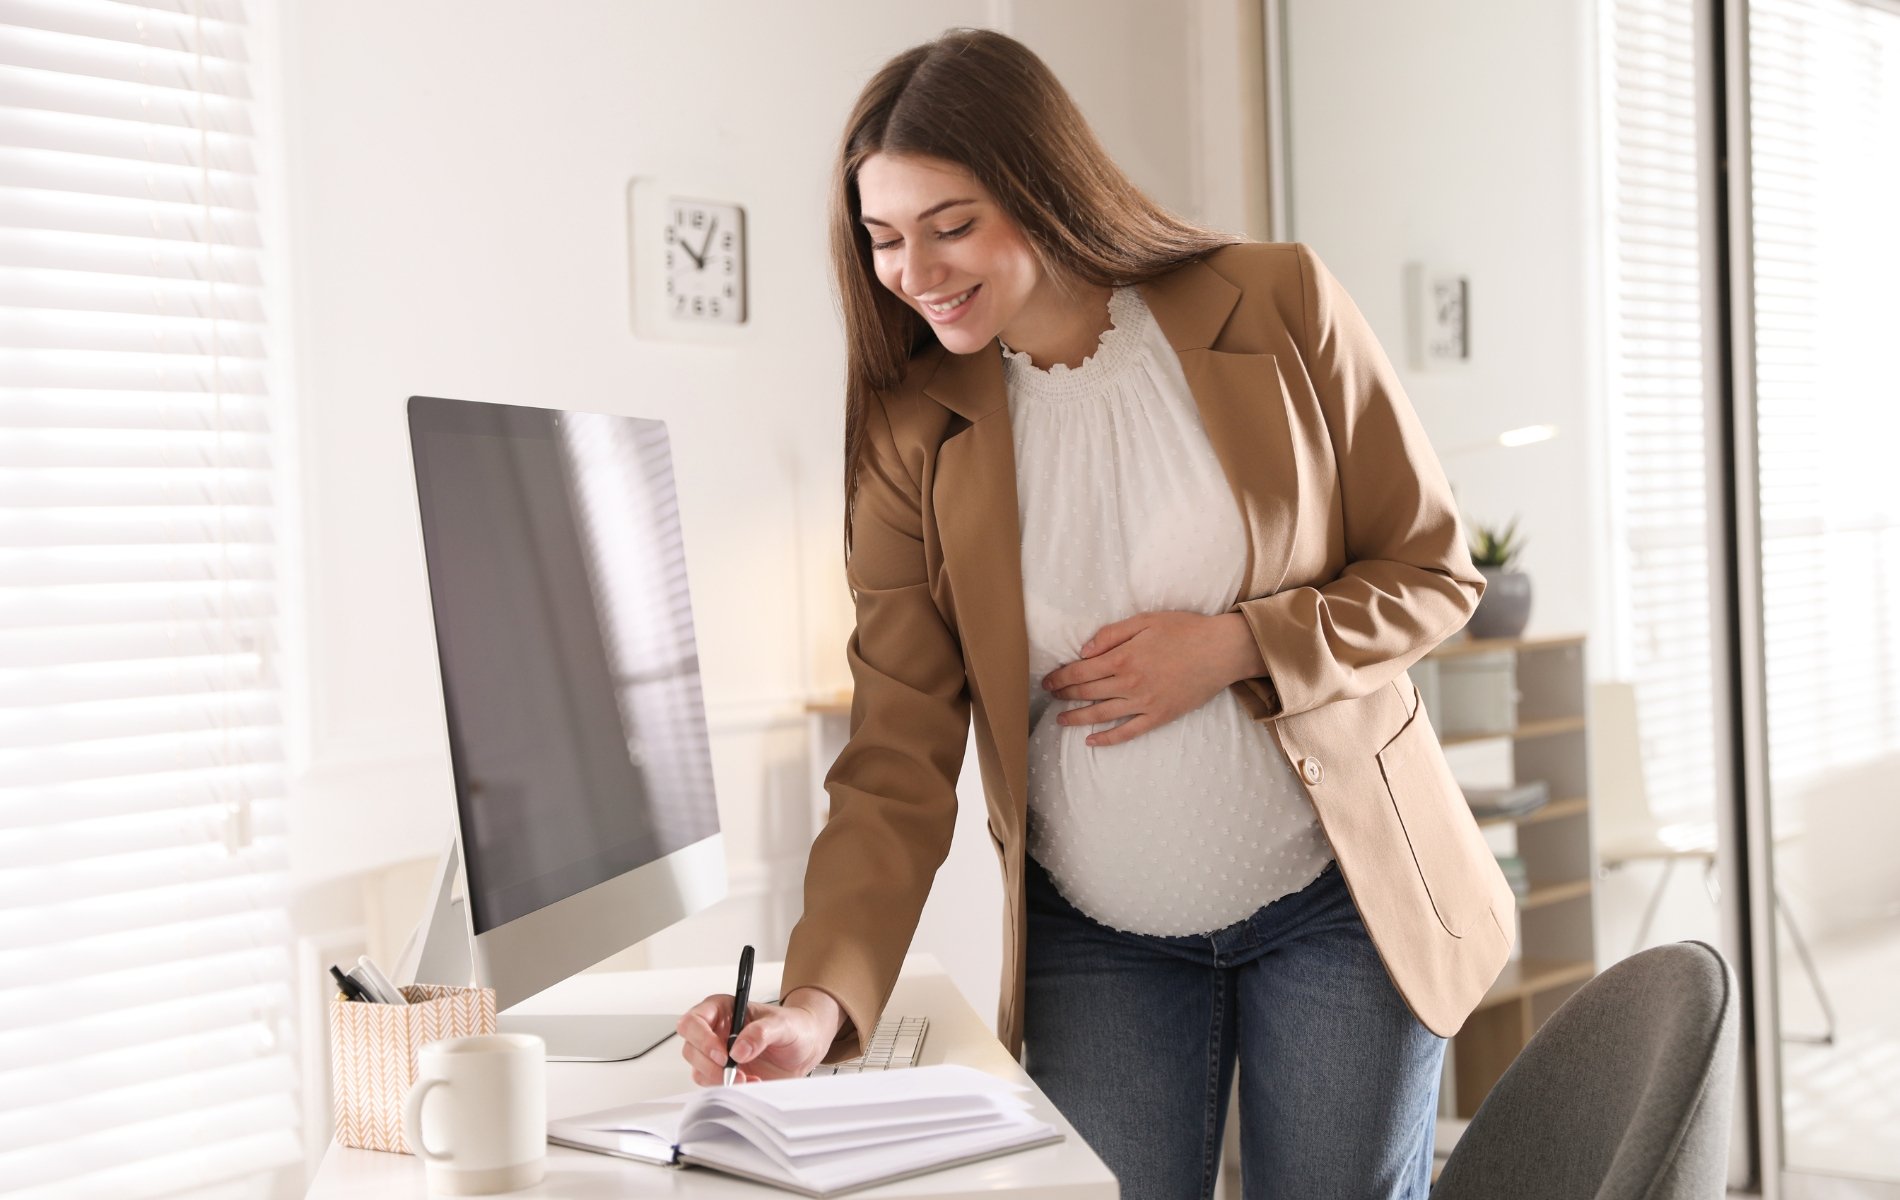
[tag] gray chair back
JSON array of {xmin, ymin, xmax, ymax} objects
[{"xmin": 1432, "ymin": 940, "xmax": 1739, "ymax": 1200}]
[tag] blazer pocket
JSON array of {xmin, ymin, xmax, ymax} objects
[{"xmin": 1376, "ymin": 682, "xmax": 1491, "ymax": 939}]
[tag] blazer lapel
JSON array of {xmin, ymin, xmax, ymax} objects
[
  {"xmin": 1140, "ymin": 258, "xmax": 1302, "ymax": 603},
  {"xmin": 922, "ymin": 349, "xmax": 1032, "ymax": 815},
  {"xmin": 920, "ymin": 256, "xmax": 1302, "ymax": 826}
]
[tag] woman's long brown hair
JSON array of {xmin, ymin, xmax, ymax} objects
[{"xmin": 831, "ymin": 27, "xmax": 1247, "ymax": 562}]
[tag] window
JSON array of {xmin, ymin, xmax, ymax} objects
[
  {"xmin": 0, "ymin": 1, "xmax": 298, "ymax": 1196},
  {"xmin": 1606, "ymin": 0, "xmax": 1900, "ymax": 804},
  {"xmin": 1747, "ymin": 0, "xmax": 1900, "ymax": 780},
  {"xmin": 1601, "ymin": 0, "xmax": 1727, "ymax": 820}
]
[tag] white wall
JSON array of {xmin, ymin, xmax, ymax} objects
[
  {"xmin": 1283, "ymin": 0, "xmax": 1603, "ymax": 646},
  {"xmin": 277, "ymin": 0, "xmax": 1271, "ymax": 1036}
]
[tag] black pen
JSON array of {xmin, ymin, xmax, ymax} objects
[
  {"xmin": 330, "ymin": 964, "xmax": 370, "ymax": 1002},
  {"xmin": 723, "ymin": 944, "xmax": 755, "ymax": 1086}
]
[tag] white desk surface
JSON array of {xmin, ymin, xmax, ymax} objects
[{"xmin": 307, "ymin": 953, "xmax": 1117, "ymax": 1199}]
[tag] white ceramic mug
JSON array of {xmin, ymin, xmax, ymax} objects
[{"xmin": 403, "ymin": 1033, "xmax": 547, "ymax": 1195}]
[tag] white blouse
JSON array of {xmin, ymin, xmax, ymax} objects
[{"xmin": 1001, "ymin": 283, "xmax": 1333, "ymax": 936}]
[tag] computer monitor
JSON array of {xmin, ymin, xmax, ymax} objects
[{"xmin": 396, "ymin": 395, "xmax": 727, "ymax": 1060}]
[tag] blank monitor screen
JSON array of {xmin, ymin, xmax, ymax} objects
[{"xmin": 406, "ymin": 397, "xmax": 720, "ymax": 934}]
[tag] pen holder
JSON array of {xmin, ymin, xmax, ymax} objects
[{"xmin": 328, "ymin": 983, "xmax": 497, "ymax": 1154}]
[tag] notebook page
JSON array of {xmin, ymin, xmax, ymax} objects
[
  {"xmin": 682, "ymin": 1107, "xmax": 1026, "ymax": 1162},
  {"xmin": 680, "ymin": 1113, "xmax": 1061, "ymax": 1197},
  {"xmin": 716, "ymin": 1063, "xmax": 1026, "ymax": 1111},
  {"xmin": 550, "ymin": 1099, "xmax": 684, "ymax": 1142},
  {"xmin": 684, "ymin": 1112, "xmax": 1032, "ymax": 1180},
  {"xmin": 707, "ymin": 1088, "xmax": 1029, "ymax": 1137},
  {"xmin": 679, "ymin": 1064, "xmax": 1034, "ymax": 1142},
  {"xmin": 554, "ymin": 1071, "xmax": 1029, "ymax": 1150},
  {"xmin": 650, "ymin": 1063, "xmax": 1026, "ymax": 1114},
  {"xmin": 544, "ymin": 1123, "xmax": 677, "ymax": 1165}
]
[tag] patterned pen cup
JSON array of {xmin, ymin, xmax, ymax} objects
[{"xmin": 327, "ymin": 983, "xmax": 497, "ymax": 1153}]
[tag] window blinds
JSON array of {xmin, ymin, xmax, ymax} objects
[
  {"xmin": 1604, "ymin": 0, "xmax": 1726, "ymax": 819},
  {"xmin": 1746, "ymin": 0, "xmax": 1900, "ymax": 786},
  {"xmin": 0, "ymin": 1, "xmax": 298, "ymax": 1197},
  {"xmin": 1605, "ymin": 0, "xmax": 1900, "ymax": 820}
]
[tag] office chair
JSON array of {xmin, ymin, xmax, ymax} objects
[
  {"xmin": 1591, "ymin": 680, "xmax": 1834, "ymax": 1045},
  {"xmin": 1432, "ymin": 940, "xmax": 1739, "ymax": 1200}
]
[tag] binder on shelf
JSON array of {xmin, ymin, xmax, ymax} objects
[{"xmin": 1462, "ymin": 779, "xmax": 1551, "ymax": 820}]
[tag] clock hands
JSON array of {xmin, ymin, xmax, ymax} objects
[{"xmin": 672, "ymin": 217, "xmax": 719, "ymax": 271}]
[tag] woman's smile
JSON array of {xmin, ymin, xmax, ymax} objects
[{"xmin": 920, "ymin": 283, "xmax": 980, "ymax": 323}]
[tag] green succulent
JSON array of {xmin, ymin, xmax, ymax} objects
[{"xmin": 1468, "ymin": 514, "xmax": 1526, "ymax": 570}]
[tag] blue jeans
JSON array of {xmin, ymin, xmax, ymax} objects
[{"xmin": 1021, "ymin": 852, "xmax": 1445, "ymax": 1200}]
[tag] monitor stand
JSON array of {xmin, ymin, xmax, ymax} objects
[
  {"xmin": 497, "ymin": 1012, "xmax": 677, "ymax": 1062},
  {"xmin": 394, "ymin": 838, "xmax": 681, "ymax": 1062}
]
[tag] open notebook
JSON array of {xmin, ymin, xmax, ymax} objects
[{"xmin": 547, "ymin": 1063, "xmax": 1063, "ymax": 1197}]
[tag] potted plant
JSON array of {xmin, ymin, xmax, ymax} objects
[{"xmin": 1465, "ymin": 514, "xmax": 1531, "ymax": 639}]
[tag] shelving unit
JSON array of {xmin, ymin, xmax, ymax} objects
[{"xmin": 1413, "ymin": 632, "xmax": 1597, "ymax": 1120}]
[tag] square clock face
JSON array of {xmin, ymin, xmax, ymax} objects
[{"xmin": 664, "ymin": 198, "xmax": 746, "ymax": 324}]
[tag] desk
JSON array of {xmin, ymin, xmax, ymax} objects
[{"xmin": 307, "ymin": 953, "xmax": 1117, "ymax": 1199}]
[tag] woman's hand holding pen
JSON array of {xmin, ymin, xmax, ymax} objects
[
  {"xmin": 676, "ymin": 986, "xmax": 842, "ymax": 1086},
  {"xmin": 1043, "ymin": 610, "xmax": 1267, "ymax": 748}
]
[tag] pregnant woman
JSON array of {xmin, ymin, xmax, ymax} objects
[{"xmin": 677, "ymin": 27, "xmax": 1513, "ymax": 1200}]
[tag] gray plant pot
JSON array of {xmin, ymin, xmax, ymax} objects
[{"xmin": 1467, "ymin": 566, "xmax": 1532, "ymax": 639}]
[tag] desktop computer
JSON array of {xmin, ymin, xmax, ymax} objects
[{"xmin": 395, "ymin": 395, "xmax": 726, "ymax": 1061}]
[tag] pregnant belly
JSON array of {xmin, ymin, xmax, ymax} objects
[{"xmin": 1024, "ymin": 691, "xmax": 1326, "ymax": 934}]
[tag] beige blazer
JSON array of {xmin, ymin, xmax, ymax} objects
[{"xmin": 783, "ymin": 240, "xmax": 1515, "ymax": 1064}]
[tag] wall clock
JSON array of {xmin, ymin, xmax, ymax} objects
[{"xmin": 664, "ymin": 197, "xmax": 747, "ymax": 325}]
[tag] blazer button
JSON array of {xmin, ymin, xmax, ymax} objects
[{"xmin": 1301, "ymin": 757, "xmax": 1323, "ymax": 785}]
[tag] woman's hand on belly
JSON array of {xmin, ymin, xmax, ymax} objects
[{"xmin": 1041, "ymin": 610, "xmax": 1267, "ymax": 748}]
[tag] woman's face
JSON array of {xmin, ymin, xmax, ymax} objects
[{"xmin": 856, "ymin": 151, "xmax": 1049, "ymax": 355}]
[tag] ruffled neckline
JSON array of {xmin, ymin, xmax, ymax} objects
[{"xmin": 999, "ymin": 285, "xmax": 1147, "ymax": 403}]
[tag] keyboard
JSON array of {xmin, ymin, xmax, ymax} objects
[{"xmin": 806, "ymin": 1014, "xmax": 929, "ymax": 1075}]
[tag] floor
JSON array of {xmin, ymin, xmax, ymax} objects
[{"xmin": 1775, "ymin": 914, "xmax": 1900, "ymax": 1183}]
